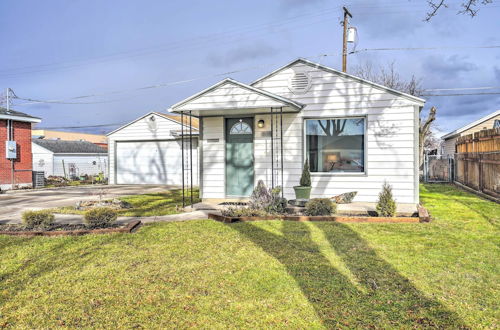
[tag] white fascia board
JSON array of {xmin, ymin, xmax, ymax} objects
[{"xmin": 0, "ymin": 114, "xmax": 41, "ymax": 123}]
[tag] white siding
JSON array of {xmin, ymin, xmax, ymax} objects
[
  {"xmin": 32, "ymin": 143, "xmax": 53, "ymax": 177},
  {"xmin": 108, "ymin": 113, "xmax": 198, "ymax": 185},
  {"xmin": 441, "ymin": 138, "xmax": 456, "ymax": 157},
  {"xmin": 201, "ymin": 117, "xmax": 224, "ymax": 199},
  {"xmin": 53, "ymin": 154, "xmax": 107, "ymax": 177},
  {"xmin": 115, "ymin": 140, "xmax": 198, "ymax": 185},
  {"xmin": 200, "ymin": 62, "xmax": 420, "ymax": 203},
  {"xmin": 175, "ymin": 82, "xmax": 286, "ymax": 111}
]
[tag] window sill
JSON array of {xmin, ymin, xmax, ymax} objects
[{"xmin": 311, "ymin": 172, "xmax": 367, "ymax": 177}]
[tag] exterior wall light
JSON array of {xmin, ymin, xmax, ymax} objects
[{"xmin": 257, "ymin": 119, "xmax": 265, "ymax": 128}]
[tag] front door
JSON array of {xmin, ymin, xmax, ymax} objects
[{"xmin": 225, "ymin": 118, "xmax": 254, "ymax": 197}]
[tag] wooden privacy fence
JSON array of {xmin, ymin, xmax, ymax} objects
[
  {"xmin": 456, "ymin": 127, "xmax": 500, "ymax": 153},
  {"xmin": 454, "ymin": 151, "xmax": 500, "ymax": 200}
]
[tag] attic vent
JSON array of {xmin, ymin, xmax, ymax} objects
[{"xmin": 288, "ymin": 72, "xmax": 311, "ymax": 94}]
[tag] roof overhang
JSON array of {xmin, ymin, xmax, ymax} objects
[
  {"xmin": 0, "ymin": 114, "xmax": 41, "ymax": 123},
  {"xmin": 171, "ymin": 78, "xmax": 304, "ymax": 117}
]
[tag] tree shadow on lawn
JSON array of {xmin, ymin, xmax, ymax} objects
[
  {"xmin": 0, "ymin": 234, "xmax": 123, "ymax": 310},
  {"xmin": 229, "ymin": 221, "xmax": 468, "ymax": 328}
]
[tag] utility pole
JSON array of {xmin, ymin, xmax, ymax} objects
[{"xmin": 342, "ymin": 6, "xmax": 352, "ymax": 73}]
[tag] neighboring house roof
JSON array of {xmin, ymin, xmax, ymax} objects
[
  {"xmin": 106, "ymin": 111, "xmax": 199, "ymax": 136},
  {"xmin": 251, "ymin": 58, "xmax": 426, "ymax": 105},
  {"xmin": 0, "ymin": 107, "xmax": 41, "ymax": 123},
  {"xmin": 32, "ymin": 129, "xmax": 107, "ymax": 144},
  {"xmin": 441, "ymin": 109, "xmax": 500, "ymax": 140},
  {"xmin": 33, "ymin": 139, "xmax": 107, "ymax": 154},
  {"xmin": 170, "ymin": 78, "xmax": 305, "ymax": 113}
]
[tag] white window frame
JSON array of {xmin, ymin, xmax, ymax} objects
[{"xmin": 303, "ymin": 116, "xmax": 367, "ymax": 176}]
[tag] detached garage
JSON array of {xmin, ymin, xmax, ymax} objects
[{"xmin": 107, "ymin": 112, "xmax": 198, "ymax": 185}]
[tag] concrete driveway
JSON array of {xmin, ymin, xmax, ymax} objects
[{"xmin": 0, "ymin": 185, "xmax": 176, "ymax": 224}]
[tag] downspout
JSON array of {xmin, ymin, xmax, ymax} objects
[{"xmin": 7, "ymin": 120, "xmax": 15, "ymax": 189}]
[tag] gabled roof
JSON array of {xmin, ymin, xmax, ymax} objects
[
  {"xmin": 251, "ymin": 58, "xmax": 426, "ymax": 105},
  {"xmin": 0, "ymin": 107, "xmax": 41, "ymax": 123},
  {"xmin": 171, "ymin": 78, "xmax": 305, "ymax": 114},
  {"xmin": 441, "ymin": 109, "xmax": 500, "ymax": 140},
  {"xmin": 106, "ymin": 111, "xmax": 198, "ymax": 136},
  {"xmin": 33, "ymin": 139, "xmax": 107, "ymax": 154}
]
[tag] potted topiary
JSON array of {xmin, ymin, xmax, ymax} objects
[{"xmin": 293, "ymin": 159, "xmax": 312, "ymax": 200}]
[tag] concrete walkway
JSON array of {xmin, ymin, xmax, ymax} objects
[
  {"xmin": 0, "ymin": 184, "xmax": 177, "ymax": 224},
  {"xmin": 0, "ymin": 211, "xmax": 212, "ymax": 225}
]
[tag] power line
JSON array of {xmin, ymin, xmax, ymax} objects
[
  {"xmin": 0, "ymin": 9, "xmax": 340, "ymax": 77},
  {"xmin": 12, "ymin": 54, "xmax": 332, "ymax": 106},
  {"xmin": 424, "ymin": 86, "xmax": 500, "ymax": 91},
  {"xmin": 351, "ymin": 45, "xmax": 500, "ymax": 54},
  {"xmin": 422, "ymin": 92, "xmax": 500, "ymax": 96}
]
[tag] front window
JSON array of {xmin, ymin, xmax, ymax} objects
[{"xmin": 306, "ymin": 118, "xmax": 365, "ymax": 173}]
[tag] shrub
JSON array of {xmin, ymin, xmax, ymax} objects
[
  {"xmin": 248, "ymin": 180, "xmax": 287, "ymax": 214},
  {"xmin": 248, "ymin": 180, "xmax": 272, "ymax": 210},
  {"xmin": 376, "ymin": 182, "xmax": 397, "ymax": 217},
  {"xmin": 84, "ymin": 207, "xmax": 117, "ymax": 227},
  {"xmin": 304, "ymin": 198, "xmax": 336, "ymax": 216},
  {"xmin": 269, "ymin": 186, "xmax": 287, "ymax": 214},
  {"xmin": 299, "ymin": 160, "xmax": 311, "ymax": 187},
  {"xmin": 22, "ymin": 210, "xmax": 55, "ymax": 229}
]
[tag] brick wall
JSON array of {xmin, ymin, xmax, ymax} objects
[{"xmin": 0, "ymin": 119, "xmax": 33, "ymax": 186}]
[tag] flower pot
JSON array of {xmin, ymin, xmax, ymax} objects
[{"xmin": 293, "ymin": 186, "xmax": 311, "ymax": 200}]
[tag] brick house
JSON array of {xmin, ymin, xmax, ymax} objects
[{"xmin": 0, "ymin": 107, "xmax": 41, "ymax": 191}]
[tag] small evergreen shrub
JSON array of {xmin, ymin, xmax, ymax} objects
[
  {"xmin": 22, "ymin": 210, "xmax": 55, "ymax": 229},
  {"xmin": 84, "ymin": 207, "xmax": 117, "ymax": 227},
  {"xmin": 248, "ymin": 180, "xmax": 272, "ymax": 210},
  {"xmin": 299, "ymin": 160, "xmax": 311, "ymax": 187},
  {"xmin": 248, "ymin": 180, "xmax": 287, "ymax": 214},
  {"xmin": 376, "ymin": 182, "xmax": 397, "ymax": 217},
  {"xmin": 304, "ymin": 198, "xmax": 336, "ymax": 216}
]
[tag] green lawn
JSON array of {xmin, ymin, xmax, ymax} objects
[
  {"xmin": 53, "ymin": 188, "xmax": 200, "ymax": 217},
  {"xmin": 0, "ymin": 184, "xmax": 498, "ymax": 328}
]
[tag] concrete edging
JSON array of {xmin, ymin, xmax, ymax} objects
[{"xmin": 209, "ymin": 211, "xmax": 430, "ymax": 224}]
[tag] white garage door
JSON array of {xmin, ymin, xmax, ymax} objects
[{"xmin": 116, "ymin": 140, "xmax": 197, "ymax": 185}]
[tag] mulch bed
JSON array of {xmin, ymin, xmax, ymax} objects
[
  {"xmin": 209, "ymin": 206, "xmax": 431, "ymax": 224},
  {"xmin": 0, "ymin": 220, "xmax": 141, "ymax": 237}
]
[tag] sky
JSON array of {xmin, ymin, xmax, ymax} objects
[{"xmin": 0, "ymin": 0, "xmax": 499, "ymax": 136}]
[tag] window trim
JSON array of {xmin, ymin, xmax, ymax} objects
[{"xmin": 303, "ymin": 116, "xmax": 367, "ymax": 176}]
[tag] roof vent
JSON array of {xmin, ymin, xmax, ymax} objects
[{"xmin": 288, "ymin": 72, "xmax": 311, "ymax": 94}]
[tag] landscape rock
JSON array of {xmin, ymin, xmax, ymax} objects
[{"xmin": 331, "ymin": 191, "xmax": 357, "ymax": 204}]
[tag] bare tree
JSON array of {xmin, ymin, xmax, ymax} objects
[
  {"xmin": 353, "ymin": 62, "xmax": 436, "ymax": 167},
  {"xmin": 425, "ymin": 0, "xmax": 492, "ymax": 21},
  {"xmin": 423, "ymin": 125, "xmax": 441, "ymax": 153}
]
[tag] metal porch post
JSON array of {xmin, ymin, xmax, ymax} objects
[
  {"xmin": 280, "ymin": 107, "xmax": 284, "ymax": 198},
  {"xmin": 181, "ymin": 112, "xmax": 185, "ymax": 208},
  {"xmin": 189, "ymin": 111, "xmax": 193, "ymax": 207},
  {"xmin": 270, "ymin": 107, "xmax": 274, "ymax": 188}
]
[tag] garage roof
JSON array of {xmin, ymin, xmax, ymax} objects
[{"xmin": 33, "ymin": 139, "xmax": 107, "ymax": 154}]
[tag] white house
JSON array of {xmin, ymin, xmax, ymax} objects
[
  {"xmin": 107, "ymin": 112, "xmax": 199, "ymax": 185},
  {"xmin": 441, "ymin": 110, "xmax": 500, "ymax": 157},
  {"xmin": 32, "ymin": 139, "xmax": 108, "ymax": 178},
  {"xmin": 170, "ymin": 58, "xmax": 424, "ymax": 205}
]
